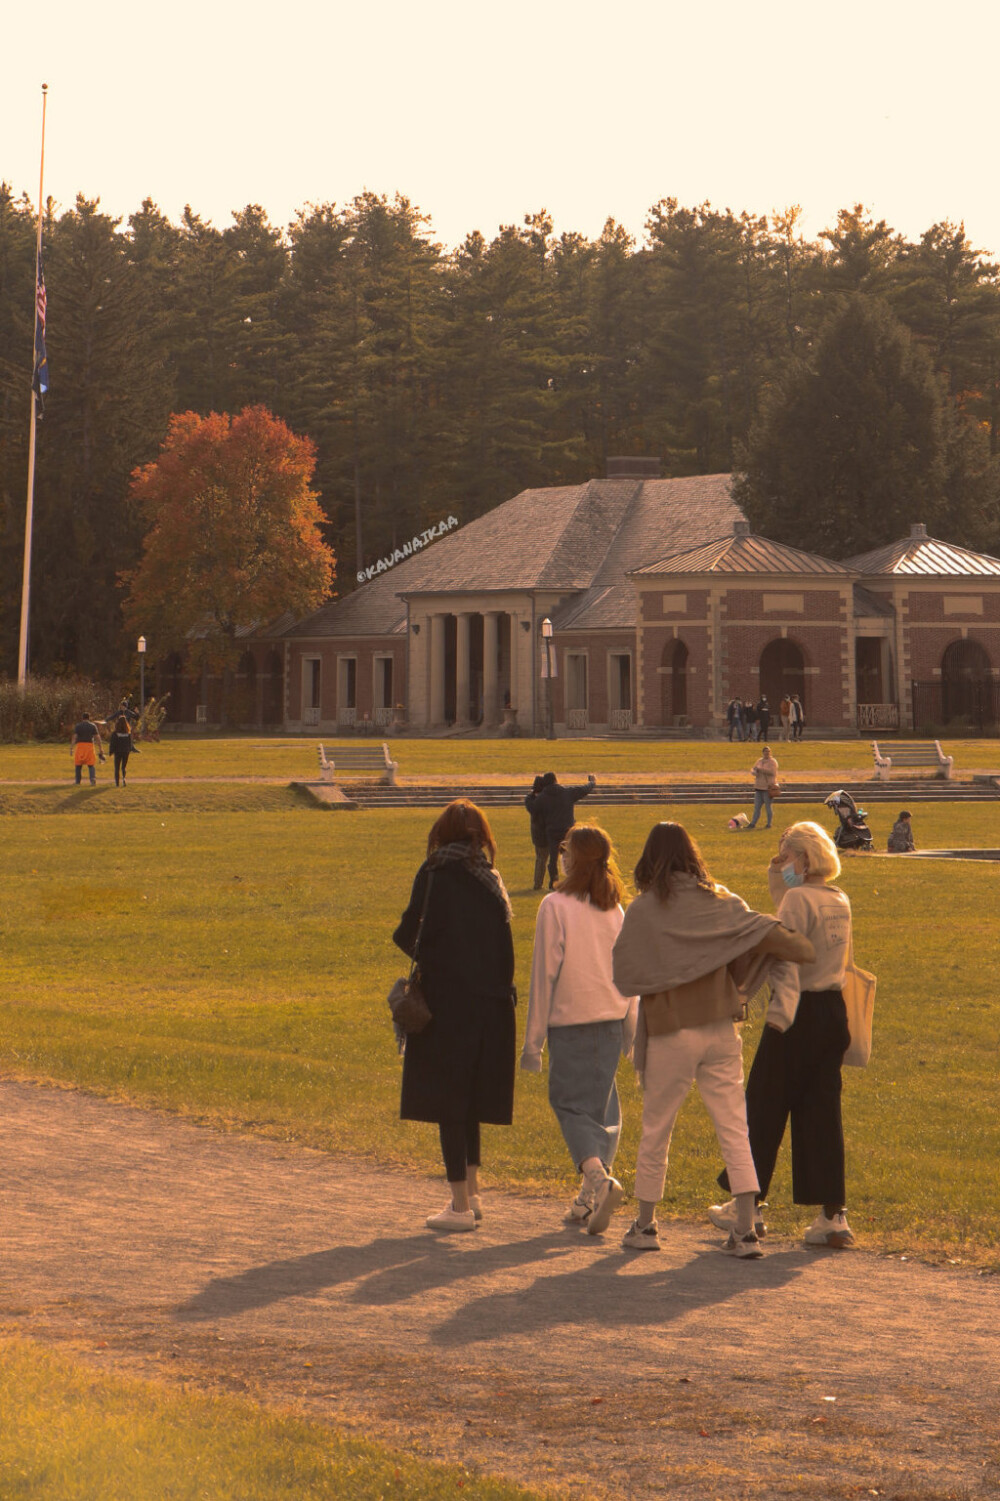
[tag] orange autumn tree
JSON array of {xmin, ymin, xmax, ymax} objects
[{"xmin": 124, "ymin": 406, "xmax": 335, "ymax": 709}]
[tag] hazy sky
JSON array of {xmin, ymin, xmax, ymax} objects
[{"xmin": 6, "ymin": 0, "xmax": 1000, "ymax": 256}]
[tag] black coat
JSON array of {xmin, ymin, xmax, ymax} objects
[
  {"xmin": 531, "ymin": 781, "xmax": 594, "ymax": 841},
  {"xmin": 524, "ymin": 790, "xmax": 547, "ymax": 848},
  {"xmin": 393, "ymin": 859, "xmax": 516, "ymax": 1125}
]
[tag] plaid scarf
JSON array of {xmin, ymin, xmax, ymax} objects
[{"xmin": 428, "ymin": 842, "xmax": 512, "ymax": 921}]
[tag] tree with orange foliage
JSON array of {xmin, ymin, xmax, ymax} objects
[{"xmin": 123, "ymin": 405, "xmax": 335, "ymax": 693}]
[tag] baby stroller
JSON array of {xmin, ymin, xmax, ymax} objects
[{"xmin": 824, "ymin": 789, "xmax": 873, "ymax": 853}]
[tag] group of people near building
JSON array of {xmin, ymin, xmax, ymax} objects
[
  {"xmin": 393, "ymin": 799, "xmax": 858, "ymax": 1259},
  {"xmin": 726, "ymin": 695, "xmax": 804, "ymax": 741}
]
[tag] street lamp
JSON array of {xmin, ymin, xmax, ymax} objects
[
  {"xmin": 137, "ymin": 636, "xmax": 147, "ymax": 720},
  {"xmin": 541, "ymin": 617, "xmax": 555, "ymax": 740}
]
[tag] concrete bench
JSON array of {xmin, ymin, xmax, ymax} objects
[
  {"xmin": 317, "ymin": 743, "xmax": 399, "ymax": 786},
  {"xmin": 872, "ymin": 740, "xmax": 953, "ymax": 781}
]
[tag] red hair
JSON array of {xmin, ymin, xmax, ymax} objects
[
  {"xmin": 556, "ymin": 824, "xmax": 625, "ymax": 910},
  {"xmin": 427, "ymin": 799, "xmax": 497, "ymax": 863}
]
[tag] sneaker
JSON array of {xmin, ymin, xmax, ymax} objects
[
  {"xmin": 708, "ymin": 1199, "xmax": 766, "ymax": 1238},
  {"xmin": 469, "ymin": 1194, "xmax": 483, "ymax": 1223},
  {"xmin": 563, "ymin": 1192, "xmax": 594, "ymax": 1226},
  {"xmin": 622, "ymin": 1218, "xmax": 661, "ymax": 1251},
  {"xmin": 425, "ymin": 1204, "xmax": 477, "ymax": 1232},
  {"xmin": 586, "ymin": 1175, "xmax": 624, "ymax": 1236},
  {"xmin": 804, "ymin": 1211, "xmax": 855, "ymax": 1249},
  {"xmin": 725, "ymin": 1229, "xmax": 764, "ymax": 1259}
]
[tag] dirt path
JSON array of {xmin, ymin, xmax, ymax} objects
[{"xmin": 2, "ymin": 1079, "xmax": 997, "ymax": 1500}]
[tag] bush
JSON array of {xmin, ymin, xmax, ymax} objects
[{"xmin": 0, "ymin": 677, "xmax": 112, "ymax": 742}]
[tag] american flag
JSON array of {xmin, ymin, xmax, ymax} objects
[{"xmin": 32, "ymin": 247, "xmax": 48, "ymax": 407}]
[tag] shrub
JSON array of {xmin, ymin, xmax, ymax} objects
[{"xmin": 0, "ymin": 677, "xmax": 112, "ymax": 742}]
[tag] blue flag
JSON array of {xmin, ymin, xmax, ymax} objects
[{"xmin": 32, "ymin": 246, "xmax": 48, "ymax": 410}]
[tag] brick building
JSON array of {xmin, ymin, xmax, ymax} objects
[{"xmin": 164, "ymin": 464, "xmax": 1000, "ymax": 735}]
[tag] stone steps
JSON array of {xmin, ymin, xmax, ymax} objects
[{"xmin": 342, "ymin": 779, "xmax": 999, "ymax": 808}]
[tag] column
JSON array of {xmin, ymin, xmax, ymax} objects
[
  {"xmin": 429, "ymin": 613, "xmax": 446, "ymax": 726},
  {"xmin": 483, "ymin": 611, "xmax": 499, "ymax": 725},
  {"xmin": 456, "ymin": 612, "xmax": 472, "ymax": 725}
]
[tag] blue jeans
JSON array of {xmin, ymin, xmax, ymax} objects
[
  {"xmin": 547, "ymin": 1019, "xmax": 624, "ymax": 1172},
  {"xmin": 748, "ymin": 789, "xmax": 772, "ymax": 828}
]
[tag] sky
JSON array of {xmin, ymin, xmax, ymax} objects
[{"xmin": 5, "ymin": 0, "xmax": 1000, "ymax": 257}]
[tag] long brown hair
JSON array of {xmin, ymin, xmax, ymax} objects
[
  {"xmin": 633, "ymin": 821, "xmax": 714, "ymax": 902},
  {"xmin": 427, "ymin": 799, "xmax": 497, "ymax": 863},
  {"xmin": 556, "ymin": 824, "xmax": 626, "ymax": 911}
]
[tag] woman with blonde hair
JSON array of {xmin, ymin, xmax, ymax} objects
[
  {"xmin": 711, "ymin": 820, "xmax": 856, "ymax": 1249},
  {"xmin": 613, "ymin": 822, "xmax": 815, "ymax": 1257},
  {"xmin": 522, "ymin": 825, "xmax": 637, "ymax": 1234},
  {"xmin": 394, "ymin": 800, "xmax": 516, "ymax": 1232}
]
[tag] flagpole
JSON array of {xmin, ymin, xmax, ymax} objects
[{"xmin": 18, "ymin": 82, "xmax": 48, "ymax": 688}]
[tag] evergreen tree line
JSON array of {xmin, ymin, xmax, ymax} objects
[{"xmin": 2, "ymin": 186, "xmax": 1000, "ymax": 680}]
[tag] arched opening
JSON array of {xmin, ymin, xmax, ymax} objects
[
  {"xmin": 941, "ymin": 639, "xmax": 993, "ymax": 724},
  {"xmin": 759, "ymin": 638, "xmax": 805, "ymax": 712},
  {"xmin": 660, "ymin": 639, "xmax": 689, "ymax": 724}
]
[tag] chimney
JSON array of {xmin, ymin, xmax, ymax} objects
[
  {"xmin": 733, "ymin": 518, "xmax": 751, "ymax": 537},
  {"xmin": 605, "ymin": 456, "xmax": 663, "ymax": 480},
  {"xmin": 909, "ymin": 522, "xmax": 928, "ymax": 539}
]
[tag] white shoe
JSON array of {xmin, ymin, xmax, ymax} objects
[
  {"xmin": 708, "ymin": 1198, "xmax": 766, "ymax": 1238},
  {"xmin": 469, "ymin": 1194, "xmax": 483, "ymax": 1223},
  {"xmin": 725, "ymin": 1229, "xmax": 764, "ymax": 1259},
  {"xmin": 804, "ymin": 1211, "xmax": 855, "ymax": 1249},
  {"xmin": 586, "ymin": 1175, "xmax": 624, "ymax": 1236},
  {"xmin": 622, "ymin": 1219, "xmax": 661, "ymax": 1251},
  {"xmin": 425, "ymin": 1204, "xmax": 477, "ymax": 1232},
  {"xmin": 563, "ymin": 1191, "xmax": 594, "ymax": 1226}
]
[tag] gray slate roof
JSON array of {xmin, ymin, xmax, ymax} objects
[
  {"xmin": 633, "ymin": 532, "xmax": 853, "ymax": 578},
  {"xmin": 853, "ymin": 584, "xmax": 895, "ymax": 618},
  {"xmin": 845, "ymin": 531, "xmax": 1000, "ymax": 578},
  {"xmin": 283, "ymin": 473, "xmax": 741, "ymax": 638}
]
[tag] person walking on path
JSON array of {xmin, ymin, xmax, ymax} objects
[
  {"xmin": 711, "ymin": 820, "xmax": 857, "ymax": 1250},
  {"xmin": 756, "ymin": 696, "xmax": 771, "ymax": 740},
  {"xmin": 522, "ymin": 825, "xmax": 638, "ymax": 1235},
  {"xmin": 726, "ymin": 697, "xmax": 743, "ymax": 741},
  {"xmin": 70, "ymin": 712, "xmax": 104, "ymax": 786},
  {"xmin": 779, "ymin": 695, "xmax": 791, "ymax": 741},
  {"xmin": 533, "ymin": 772, "xmax": 597, "ymax": 890},
  {"xmin": 525, "ymin": 775, "xmax": 551, "ymax": 891},
  {"xmin": 393, "ymin": 800, "xmax": 516, "ymax": 1233},
  {"xmin": 612, "ymin": 822, "xmax": 815, "ymax": 1258},
  {"xmin": 108, "ymin": 716, "xmax": 135, "ymax": 788},
  {"xmin": 748, "ymin": 746, "xmax": 779, "ymax": 829}
]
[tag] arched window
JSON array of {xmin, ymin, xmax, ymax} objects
[{"xmin": 759, "ymin": 638, "xmax": 805, "ymax": 710}]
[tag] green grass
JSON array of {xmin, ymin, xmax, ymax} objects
[
  {"xmin": 0, "ymin": 1334, "xmax": 549, "ymax": 1501},
  {"xmin": 1, "ymin": 786, "xmax": 999, "ymax": 1262},
  {"xmin": 4, "ymin": 734, "xmax": 1000, "ymax": 783}
]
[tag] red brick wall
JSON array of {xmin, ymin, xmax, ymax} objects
[{"xmin": 905, "ymin": 591, "xmax": 1000, "ymax": 623}]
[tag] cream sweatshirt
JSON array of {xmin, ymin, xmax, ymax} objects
[
  {"xmin": 765, "ymin": 874, "xmax": 852, "ymax": 1027},
  {"xmin": 521, "ymin": 891, "xmax": 638, "ymax": 1072}
]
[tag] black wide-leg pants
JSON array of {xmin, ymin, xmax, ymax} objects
[{"xmin": 719, "ymin": 989, "xmax": 850, "ymax": 1207}]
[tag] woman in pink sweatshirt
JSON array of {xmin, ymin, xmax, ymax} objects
[{"xmin": 522, "ymin": 824, "xmax": 638, "ymax": 1236}]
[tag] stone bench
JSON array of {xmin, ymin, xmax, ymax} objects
[
  {"xmin": 872, "ymin": 740, "xmax": 953, "ymax": 780},
  {"xmin": 317, "ymin": 743, "xmax": 399, "ymax": 786}
]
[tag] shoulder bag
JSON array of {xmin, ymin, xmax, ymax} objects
[
  {"xmin": 841, "ymin": 931, "xmax": 876, "ymax": 1068},
  {"xmin": 388, "ymin": 871, "xmax": 434, "ymax": 1041}
]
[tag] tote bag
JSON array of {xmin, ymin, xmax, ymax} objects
[{"xmin": 841, "ymin": 962, "xmax": 876, "ymax": 1067}]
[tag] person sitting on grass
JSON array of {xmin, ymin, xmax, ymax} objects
[
  {"xmin": 887, "ymin": 810, "xmax": 915, "ymax": 853},
  {"xmin": 522, "ymin": 824, "xmax": 637, "ymax": 1236}
]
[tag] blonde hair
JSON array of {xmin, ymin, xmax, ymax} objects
[{"xmin": 781, "ymin": 820, "xmax": 840, "ymax": 881}]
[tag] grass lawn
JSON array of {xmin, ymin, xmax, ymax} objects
[
  {"xmin": 4, "ymin": 733, "xmax": 1000, "ymax": 784},
  {"xmin": 1, "ymin": 761, "xmax": 999, "ymax": 1264},
  {"xmin": 0, "ymin": 1334, "xmax": 548, "ymax": 1501}
]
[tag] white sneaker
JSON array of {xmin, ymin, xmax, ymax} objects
[
  {"xmin": 622, "ymin": 1219, "xmax": 661, "ymax": 1251},
  {"xmin": 586, "ymin": 1175, "xmax": 624, "ymax": 1236},
  {"xmin": 563, "ymin": 1191, "xmax": 594, "ymax": 1226},
  {"xmin": 804, "ymin": 1211, "xmax": 855, "ymax": 1249},
  {"xmin": 469, "ymin": 1194, "xmax": 483, "ymax": 1223},
  {"xmin": 708, "ymin": 1198, "xmax": 766, "ymax": 1238},
  {"xmin": 425, "ymin": 1204, "xmax": 477, "ymax": 1232},
  {"xmin": 725, "ymin": 1229, "xmax": 764, "ymax": 1259}
]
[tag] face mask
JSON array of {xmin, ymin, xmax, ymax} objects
[{"xmin": 781, "ymin": 861, "xmax": 805, "ymax": 889}]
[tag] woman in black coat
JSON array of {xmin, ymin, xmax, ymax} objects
[{"xmin": 393, "ymin": 799, "xmax": 516, "ymax": 1232}]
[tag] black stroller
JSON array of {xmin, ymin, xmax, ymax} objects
[{"xmin": 824, "ymin": 789, "xmax": 874, "ymax": 853}]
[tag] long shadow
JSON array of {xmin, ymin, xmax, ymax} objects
[
  {"xmin": 174, "ymin": 1227, "xmax": 576, "ymax": 1323},
  {"xmin": 429, "ymin": 1239, "xmax": 808, "ymax": 1346}
]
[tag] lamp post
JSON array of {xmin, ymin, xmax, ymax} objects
[
  {"xmin": 541, "ymin": 617, "xmax": 555, "ymax": 740},
  {"xmin": 137, "ymin": 636, "xmax": 146, "ymax": 720}
]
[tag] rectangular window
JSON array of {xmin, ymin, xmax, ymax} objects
[{"xmin": 565, "ymin": 653, "xmax": 588, "ymax": 711}]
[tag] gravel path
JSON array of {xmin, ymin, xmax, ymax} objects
[{"xmin": 2, "ymin": 1078, "xmax": 998, "ymax": 1500}]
